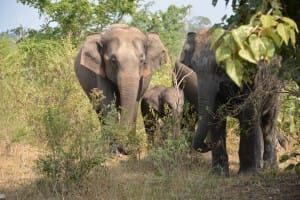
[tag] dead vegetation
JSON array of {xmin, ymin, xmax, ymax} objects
[{"xmin": 0, "ymin": 132, "xmax": 299, "ymax": 200}]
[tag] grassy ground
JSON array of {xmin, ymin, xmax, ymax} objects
[{"xmin": 0, "ymin": 133, "xmax": 299, "ymax": 200}]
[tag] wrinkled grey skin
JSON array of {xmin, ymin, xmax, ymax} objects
[
  {"xmin": 179, "ymin": 29, "xmax": 282, "ymax": 175},
  {"xmin": 141, "ymin": 85, "xmax": 185, "ymax": 144},
  {"xmin": 75, "ymin": 24, "xmax": 168, "ymax": 133}
]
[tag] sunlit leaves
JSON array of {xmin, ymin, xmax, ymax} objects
[
  {"xmin": 264, "ymin": 27, "xmax": 282, "ymax": 47},
  {"xmin": 225, "ymin": 59, "xmax": 243, "ymax": 87},
  {"xmin": 210, "ymin": 27, "xmax": 225, "ymax": 49},
  {"xmin": 238, "ymin": 48, "xmax": 256, "ymax": 64},
  {"xmin": 17, "ymin": 0, "xmax": 142, "ymax": 39},
  {"xmin": 231, "ymin": 25, "xmax": 252, "ymax": 49},
  {"xmin": 260, "ymin": 15, "xmax": 277, "ymax": 28},
  {"xmin": 276, "ymin": 23, "xmax": 289, "ymax": 45},
  {"xmin": 215, "ymin": 43, "xmax": 231, "ymax": 62},
  {"xmin": 211, "ymin": 11, "xmax": 298, "ymax": 87}
]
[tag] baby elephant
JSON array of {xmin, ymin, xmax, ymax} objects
[{"xmin": 141, "ymin": 85, "xmax": 184, "ymax": 145}]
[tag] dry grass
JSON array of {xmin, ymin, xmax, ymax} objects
[{"xmin": 0, "ymin": 132, "xmax": 299, "ymax": 200}]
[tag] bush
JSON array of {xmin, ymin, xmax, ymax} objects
[{"xmin": 0, "ymin": 35, "xmax": 107, "ymax": 190}]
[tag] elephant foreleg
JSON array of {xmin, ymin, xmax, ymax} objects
[{"xmin": 211, "ymin": 119, "xmax": 229, "ymax": 176}]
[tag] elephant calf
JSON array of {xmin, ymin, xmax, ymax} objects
[{"xmin": 141, "ymin": 85, "xmax": 184, "ymax": 145}]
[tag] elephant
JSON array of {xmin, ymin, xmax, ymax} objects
[
  {"xmin": 141, "ymin": 85, "xmax": 184, "ymax": 145},
  {"xmin": 75, "ymin": 24, "xmax": 168, "ymax": 147},
  {"xmin": 178, "ymin": 29, "xmax": 282, "ymax": 175},
  {"xmin": 174, "ymin": 60, "xmax": 286, "ymax": 148},
  {"xmin": 173, "ymin": 43, "xmax": 198, "ymax": 134}
]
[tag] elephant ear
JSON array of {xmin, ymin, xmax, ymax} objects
[
  {"xmin": 80, "ymin": 33, "xmax": 105, "ymax": 77},
  {"xmin": 179, "ymin": 32, "xmax": 196, "ymax": 67},
  {"xmin": 145, "ymin": 33, "xmax": 169, "ymax": 76}
]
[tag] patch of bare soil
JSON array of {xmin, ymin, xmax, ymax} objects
[
  {"xmin": 217, "ymin": 173, "xmax": 300, "ymax": 200},
  {"xmin": 0, "ymin": 141, "xmax": 40, "ymax": 189}
]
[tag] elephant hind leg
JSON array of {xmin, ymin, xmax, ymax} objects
[
  {"xmin": 261, "ymin": 104, "xmax": 279, "ymax": 168},
  {"xmin": 238, "ymin": 106, "xmax": 264, "ymax": 173}
]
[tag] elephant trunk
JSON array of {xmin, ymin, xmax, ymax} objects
[
  {"xmin": 118, "ymin": 74, "xmax": 141, "ymax": 132},
  {"xmin": 192, "ymin": 78, "xmax": 218, "ymax": 152}
]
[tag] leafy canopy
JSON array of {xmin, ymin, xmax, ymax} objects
[
  {"xmin": 211, "ymin": 0, "xmax": 299, "ymax": 87},
  {"xmin": 17, "ymin": 0, "xmax": 141, "ymax": 39}
]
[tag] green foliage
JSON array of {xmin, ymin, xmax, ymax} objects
[
  {"xmin": 131, "ymin": 3, "xmax": 191, "ymax": 60},
  {"xmin": 278, "ymin": 83, "xmax": 300, "ymax": 135},
  {"xmin": 100, "ymin": 103, "xmax": 146, "ymax": 156},
  {"xmin": 211, "ymin": 9, "xmax": 298, "ymax": 86},
  {"xmin": 145, "ymin": 109, "xmax": 191, "ymax": 175},
  {"xmin": 147, "ymin": 135, "xmax": 190, "ymax": 176},
  {"xmin": 17, "ymin": 0, "xmax": 141, "ymax": 40},
  {"xmin": 35, "ymin": 105, "xmax": 104, "ymax": 182},
  {"xmin": 0, "ymin": 35, "xmax": 109, "ymax": 187}
]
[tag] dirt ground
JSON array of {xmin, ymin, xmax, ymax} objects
[{"xmin": 0, "ymin": 139, "xmax": 299, "ymax": 200}]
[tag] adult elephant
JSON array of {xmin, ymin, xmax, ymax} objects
[
  {"xmin": 141, "ymin": 85, "xmax": 184, "ymax": 145},
  {"xmin": 178, "ymin": 29, "xmax": 282, "ymax": 175},
  {"xmin": 75, "ymin": 24, "xmax": 168, "ymax": 134},
  {"xmin": 173, "ymin": 33, "xmax": 198, "ymax": 133}
]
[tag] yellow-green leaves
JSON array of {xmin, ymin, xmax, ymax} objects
[
  {"xmin": 260, "ymin": 15, "xmax": 277, "ymax": 28},
  {"xmin": 211, "ymin": 12, "xmax": 298, "ymax": 87},
  {"xmin": 225, "ymin": 59, "xmax": 243, "ymax": 87},
  {"xmin": 211, "ymin": 27, "xmax": 225, "ymax": 49},
  {"xmin": 239, "ymin": 48, "xmax": 256, "ymax": 64},
  {"xmin": 277, "ymin": 23, "xmax": 289, "ymax": 45},
  {"xmin": 249, "ymin": 35, "xmax": 275, "ymax": 61},
  {"xmin": 215, "ymin": 43, "xmax": 231, "ymax": 62},
  {"xmin": 231, "ymin": 25, "xmax": 252, "ymax": 49}
]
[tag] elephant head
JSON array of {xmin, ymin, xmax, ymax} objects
[
  {"xmin": 76, "ymin": 24, "xmax": 168, "ymax": 129},
  {"xmin": 179, "ymin": 32, "xmax": 196, "ymax": 67},
  {"xmin": 141, "ymin": 85, "xmax": 184, "ymax": 144},
  {"xmin": 180, "ymin": 29, "xmax": 224, "ymax": 152},
  {"xmin": 160, "ymin": 87, "xmax": 185, "ymax": 118}
]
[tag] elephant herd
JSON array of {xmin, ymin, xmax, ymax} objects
[{"xmin": 75, "ymin": 24, "xmax": 285, "ymax": 175}]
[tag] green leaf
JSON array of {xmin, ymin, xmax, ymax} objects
[
  {"xmin": 223, "ymin": 34, "xmax": 237, "ymax": 51},
  {"xmin": 239, "ymin": 48, "xmax": 257, "ymax": 64},
  {"xmin": 249, "ymin": 34, "xmax": 264, "ymax": 61},
  {"xmin": 261, "ymin": 37, "xmax": 276, "ymax": 59},
  {"xmin": 279, "ymin": 154, "xmax": 290, "ymax": 163},
  {"xmin": 261, "ymin": 15, "xmax": 277, "ymax": 28},
  {"xmin": 264, "ymin": 27, "xmax": 282, "ymax": 47},
  {"xmin": 284, "ymin": 163, "xmax": 295, "ymax": 171},
  {"xmin": 215, "ymin": 43, "xmax": 231, "ymax": 63},
  {"xmin": 225, "ymin": 59, "xmax": 243, "ymax": 87},
  {"xmin": 211, "ymin": 27, "xmax": 225, "ymax": 49},
  {"xmin": 281, "ymin": 17, "xmax": 299, "ymax": 32},
  {"xmin": 277, "ymin": 23, "xmax": 290, "ymax": 45},
  {"xmin": 231, "ymin": 25, "xmax": 252, "ymax": 49}
]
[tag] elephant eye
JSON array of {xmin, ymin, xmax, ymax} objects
[
  {"xmin": 110, "ymin": 55, "xmax": 117, "ymax": 65},
  {"xmin": 140, "ymin": 54, "xmax": 146, "ymax": 65}
]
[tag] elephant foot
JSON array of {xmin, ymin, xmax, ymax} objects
[
  {"xmin": 212, "ymin": 165, "xmax": 229, "ymax": 177},
  {"xmin": 238, "ymin": 166, "xmax": 257, "ymax": 174}
]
